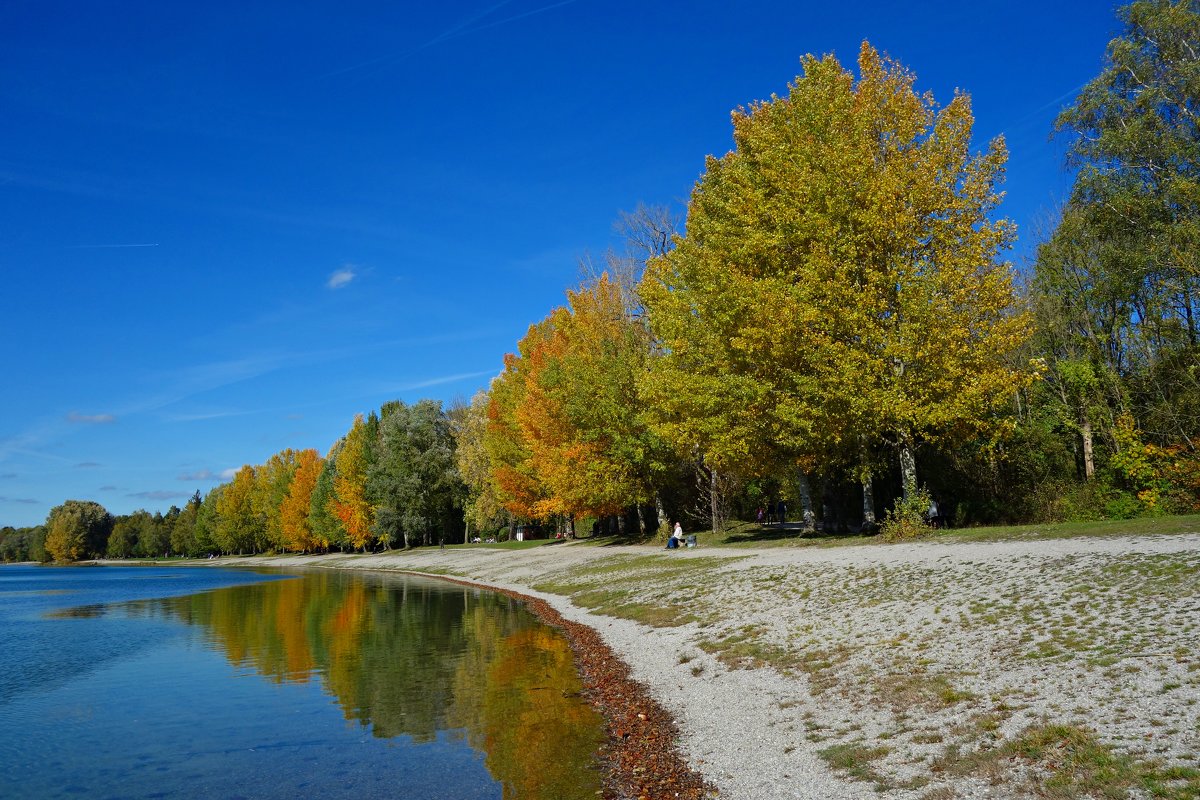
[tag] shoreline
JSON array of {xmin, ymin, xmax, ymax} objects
[
  {"xmin": 427, "ymin": 571, "xmax": 712, "ymax": 800},
  {"xmin": 111, "ymin": 530, "xmax": 1200, "ymax": 799}
]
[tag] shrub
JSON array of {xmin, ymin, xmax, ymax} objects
[{"xmin": 880, "ymin": 486, "xmax": 933, "ymax": 541}]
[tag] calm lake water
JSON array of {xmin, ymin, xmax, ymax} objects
[{"xmin": 0, "ymin": 564, "xmax": 604, "ymax": 799}]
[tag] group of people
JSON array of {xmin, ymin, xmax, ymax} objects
[{"xmin": 755, "ymin": 501, "xmax": 788, "ymax": 526}]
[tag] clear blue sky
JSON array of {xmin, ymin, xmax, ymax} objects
[{"xmin": 1, "ymin": 0, "xmax": 1120, "ymax": 527}]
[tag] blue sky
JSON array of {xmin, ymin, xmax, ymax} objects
[{"xmin": 1, "ymin": 0, "xmax": 1120, "ymax": 526}]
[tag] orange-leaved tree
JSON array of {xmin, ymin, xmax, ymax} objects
[{"xmin": 279, "ymin": 448, "xmax": 324, "ymax": 552}]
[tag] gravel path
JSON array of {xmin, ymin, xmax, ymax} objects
[{"xmin": 226, "ymin": 532, "xmax": 1200, "ymax": 799}]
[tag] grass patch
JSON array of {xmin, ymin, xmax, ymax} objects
[
  {"xmin": 874, "ymin": 671, "xmax": 976, "ymax": 711},
  {"xmin": 681, "ymin": 514, "xmax": 1200, "ymax": 551},
  {"xmin": 932, "ymin": 723, "xmax": 1200, "ymax": 800},
  {"xmin": 697, "ymin": 627, "xmax": 799, "ymax": 671},
  {"xmin": 819, "ymin": 741, "xmax": 893, "ymax": 789},
  {"xmin": 563, "ymin": 588, "xmax": 699, "ymax": 627}
]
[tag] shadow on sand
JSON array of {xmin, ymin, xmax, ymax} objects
[{"xmin": 722, "ymin": 522, "xmax": 872, "ymax": 545}]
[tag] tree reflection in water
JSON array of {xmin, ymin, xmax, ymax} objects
[{"xmin": 122, "ymin": 570, "xmax": 604, "ymax": 799}]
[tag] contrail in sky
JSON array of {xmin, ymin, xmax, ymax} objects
[
  {"xmin": 68, "ymin": 243, "xmax": 160, "ymax": 248},
  {"xmin": 319, "ymin": 0, "xmax": 579, "ymax": 79}
]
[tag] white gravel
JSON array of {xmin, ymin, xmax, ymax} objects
[{"xmin": 229, "ymin": 531, "xmax": 1200, "ymax": 800}]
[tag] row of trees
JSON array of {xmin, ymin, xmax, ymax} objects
[
  {"xmin": 461, "ymin": 2, "xmax": 1200, "ymax": 534},
  {"xmin": 7, "ymin": 1, "xmax": 1199, "ymax": 563}
]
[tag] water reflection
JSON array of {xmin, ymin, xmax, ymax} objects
[{"xmin": 115, "ymin": 570, "xmax": 604, "ymax": 799}]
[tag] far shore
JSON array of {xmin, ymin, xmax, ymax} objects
[{"xmin": 102, "ymin": 529, "xmax": 1200, "ymax": 799}]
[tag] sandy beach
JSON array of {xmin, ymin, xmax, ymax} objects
[{"xmin": 187, "ymin": 531, "xmax": 1200, "ymax": 800}]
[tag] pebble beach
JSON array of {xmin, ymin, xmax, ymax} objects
[{"xmin": 189, "ymin": 530, "xmax": 1200, "ymax": 799}]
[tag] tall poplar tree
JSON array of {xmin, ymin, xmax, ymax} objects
[
  {"xmin": 640, "ymin": 42, "xmax": 1033, "ymax": 511},
  {"xmin": 279, "ymin": 449, "xmax": 323, "ymax": 552},
  {"xmin": 452, "ymin": 391, "xmax": 505, "ymax": 534},
  {"xmin": 331, "ymin": 415, "xmax": 374, "ymax": 551}
]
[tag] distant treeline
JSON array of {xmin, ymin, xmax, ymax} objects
[{"xmin": 7, "ymin": 2, "xmax": 1200, "ymax": 563}]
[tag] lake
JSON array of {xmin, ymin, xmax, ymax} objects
[{"xmin": 0, "ymin": 564, "xmax": 605, "ymax": 799}]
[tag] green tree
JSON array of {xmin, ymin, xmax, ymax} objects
[
  {"xmin": 108, "ymin": 513, "xmax": 143, "ymax": 558},
  {"xmin": 135, "ymin": 510, "xmax": 173, "ymax": 558},
  {"xmin": 44, "ymin": 500, "xmax": 112, "ymax": 562},
  {"xmin": 369, "ymin": 400, "xmax": 463, "ymax": 548},
  {"xmin": 1047, "ymin": 0, "xmax": 1200, "ymax": 454},
  {"xmin": 195, "ymin": 488, "xmax": 221, "ymax": 554},
  {"xmin": 170, "ymin": 492, "xmax": 203, "ymax": 556},
  {"xmin": 309, "ymin": 444, "xmax": 345, "ymax": 550}
]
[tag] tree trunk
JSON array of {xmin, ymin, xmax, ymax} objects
[
  {"xmin": 859, "ymin": 437, "xmax": 876, "ymax": 529},
  {"xmin": 797, "ymin": 471, "xmax": 816, "ymax": 530},
  {"xmin": 710, "ymin": 467, "xmax": 721, "ymax": 532},
  {"xmin": 636, "ymin": 504, "xmax": 646, "ymax": 535},
  {"xmin": 617, "ymin": 513, "xmax": 627, "ymax": 536},
  {"xmin": 655, "ymin": 493, "xmax": 667, "ymax": 531},
  {"xmin": 1081, "ymin": 414, "xmax": 1096, "ymax": 481},
  {"xmin": 899, "ymin": 439, "xmax": 918, "ymax": 499},
  {"xmin": 862, "ymin": 476, "xmax": 876, "ymax": 529}
]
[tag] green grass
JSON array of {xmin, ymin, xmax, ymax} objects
[
  {"xmin": 818, "ymin": 742, "xmax": 895, "ymax": 790},
  {"xmin": 931, "ymin": 724, "xmax": 1200, "ymax": 800},
  {"xmin": 667, "ymin": 513, "xmax": 1200, "ymax": 550}
]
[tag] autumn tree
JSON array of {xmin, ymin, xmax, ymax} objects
[
  {"xmin": 451, "ymin": 392, "xmax": 505, "ymax": 537},
  {"xmin": 215, "ymin": 466, "xmax": 261, "ymax": 554},
  {"xmin": 252, "ymin": 449, "xmax": 300, "ymax": 551},
  {"xmin": 522, "ymin": 275, "xmax": 669, "ymax": 530},
  {"xmin": 330, "ymin": 415, "xmax": 374, "ymax": 551},
  {"xmin": 486, "ymin": 323, "xmax": 555, "ymax": 521},
  {"xmin": 640, "ymin": 42, "xmax": 1034, "ymax": 522},
  {"xmin": 279, "ymin": 449, "xmax": 323, "ymax": 552},
  {"xmin": 44, "ymin": 500, "xmax": 112, "ymax": 562}
]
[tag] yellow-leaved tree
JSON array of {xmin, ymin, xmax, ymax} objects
[
  {"xmin": 330, "ymin": 415, "xmax": 374, "ymax": 551},
  {"xmin": 451, "ymin": 391, "xmax": 506, "ymax": 538},
  {"xmin": 640, "ymin": 42, "xmax": 1036, "ymax": 521}
]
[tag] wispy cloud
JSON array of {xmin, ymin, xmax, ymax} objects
[
  {"xmin": 0, "ymin": 472, "xmax": 15, "ymax": 479},
  {"xmin": 67, "ymin": 243, "xmax": 159, "ymax": 249},
  {"xmin": 385, "ymin": 369, "xmax": 498, "ymax": 393},
  {"xmin": 177, "ymin": 469, "xmax": 221, "ymax": 482},
  {"xmin": 219, "ymin": 467, "xmax": 239, "ymax": 480},
  {"xmin": 327, "ymin": 266, "xmax": 357, "ymax": 289},
  {"xmin": 127, "ymin": 490, "xmax": 192, "ymax": 501},
  {"xmin": 0, "ymin": 495, "xmax": 39, "ymax": 505},
  {"xmin": 66, "ymin": 412, "xmax": 116, "ymax": 424},
  {"xmin": 164, "ymin": 410, "xmax": 254, "ymax": 422},
  {"xmin": 98, "ymin": 485, "xmax": 120, "ymax": 491},
  {"xmin": 75, "ymin": 462, "xmax": 102, "ymax": 469}
]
